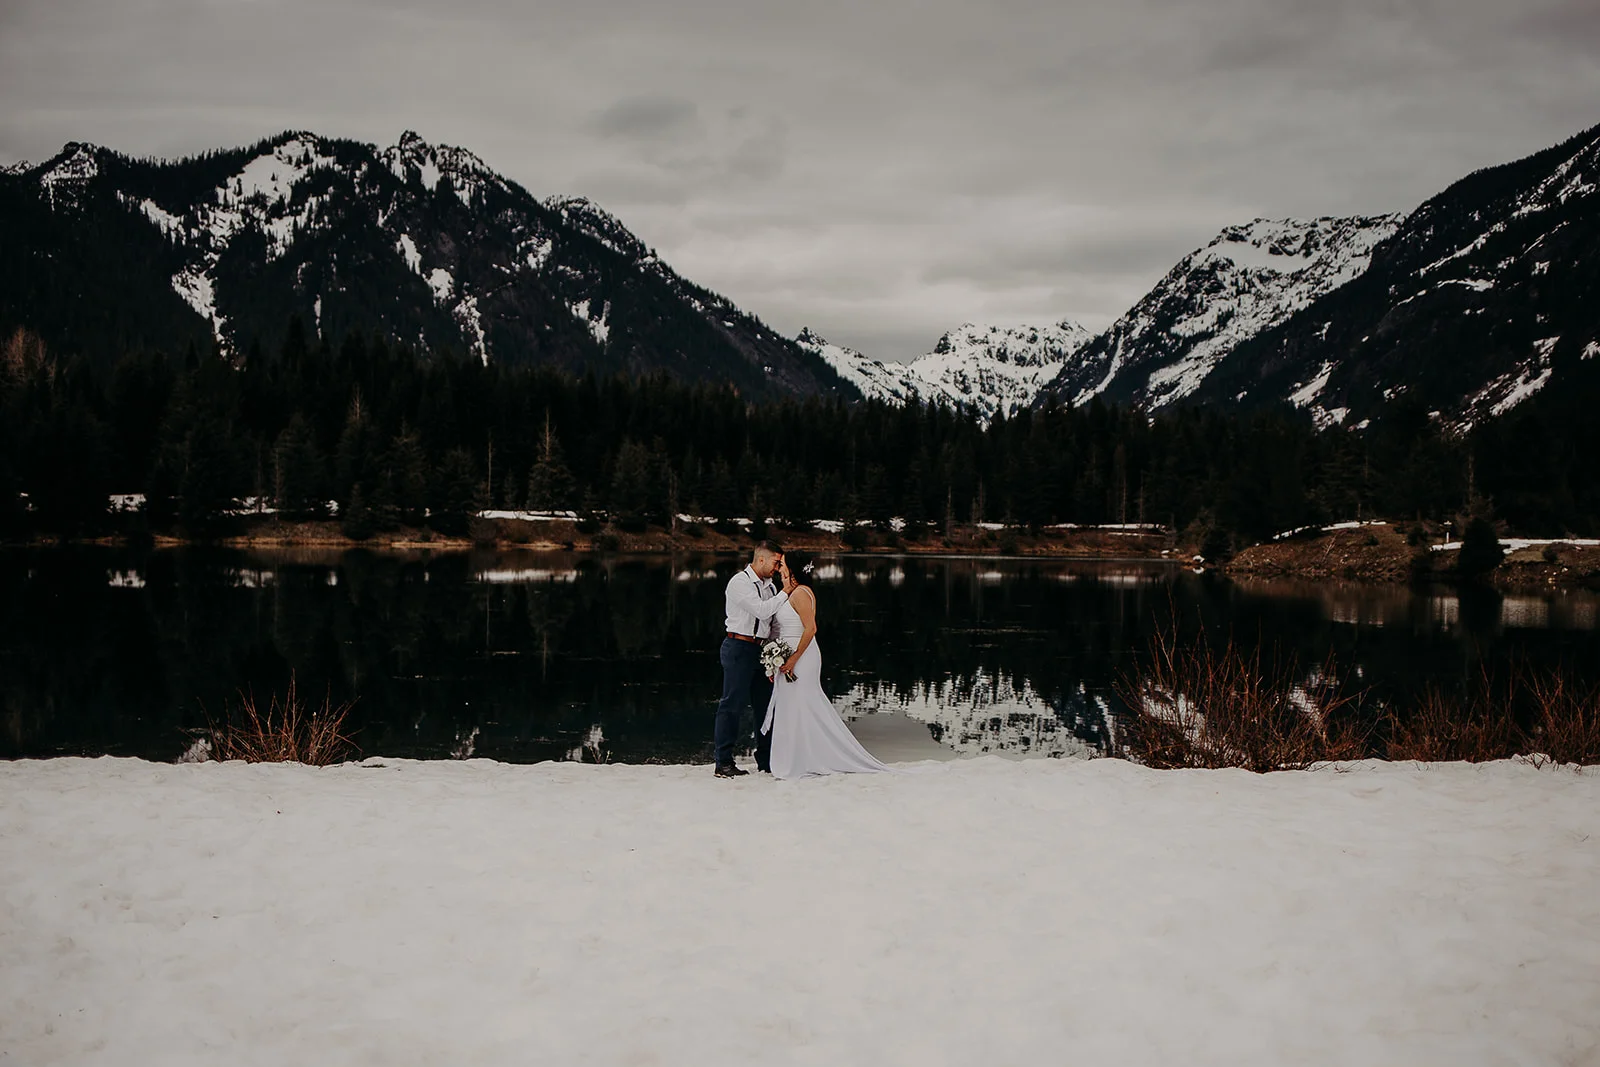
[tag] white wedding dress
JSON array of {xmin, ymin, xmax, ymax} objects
[{"xmin": 760, "ymin": 592, "xmax": 890, "ymax": 779}]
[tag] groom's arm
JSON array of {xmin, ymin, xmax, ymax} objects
[{"xmin": 726, "ymin": 575, "xmax": 789, "ymax": 621}]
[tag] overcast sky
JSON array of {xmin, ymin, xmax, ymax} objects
[{"xmin": 2, "ymin": 0, "xmax": 1597, "ymax": 361}]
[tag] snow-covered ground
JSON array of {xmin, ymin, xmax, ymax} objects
[{"xmin": 3, "ymin": 756, "xmax": 1597, "ymax": 1065}]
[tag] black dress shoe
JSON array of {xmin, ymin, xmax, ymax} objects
[
  {"xmin": 715, "ymin": 763, "xmax": 749, "ymax": 777},
  {"xmin": 756, "ymin": 765, "xmax": 771, "ymax": 773}
]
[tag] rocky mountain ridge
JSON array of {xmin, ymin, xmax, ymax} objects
[{"xmin": 0, "ymin": 130, "xmax": 851, "ymax": 400}]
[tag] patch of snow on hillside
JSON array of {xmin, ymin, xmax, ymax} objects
[
  {"xmin": 1312, "ymin": 406, "xmax": 1350, "ymax": 430},
  {"xmin": 134, "ymin": 198, "xmax": 184, "ymax": 238},
  {"xmin": 1474, "ymin": 337, "xmax": 1559, "ymax": 418},
  {"xmin": 1289, "ymin": 361, "xmax": 1337, "ymax": 408},
  {"xmin": 1420, "ymin": 221, "xmax": 1509, "ymax": 277},
  {"xmin": 1582, "ymin": 341, "xmax": 1599, "ymax": 361},
  {"xmin": 229, "ymin": 137, "xmax": 335, "ymax": 207},
  {"xmin": 417, "ymin": 158, "xmax": 441, "ymax": 191},
  {"xmin": 426, "ymin": 268, "xmax": 454, "ymax": 304},
  {"xmin": 568, "ymin": 299, "xmax": 611, "ymax": 345},
  {"xmin": 396, "ymin": 234, "xmax": 421, "ymax": 274},
  {"xmin": 455, "ymin": 294, "xmax": 487, "ymax": 364},
  {"xmin": 171, "ymin": 269, "xmax": 223, "ymax": 337},
  {"xmin": 1202, "ymin": 240, "xmax": 1315, "ymax": 274},
  {"xmin": 521, "ymin": 234, "xmax": 554, "ymax": 272},
  {"xmin": 260, "ymin": 193, "xmax": 328, "ymax": 261}
]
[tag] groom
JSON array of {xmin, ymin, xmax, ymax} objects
[{"xmin": 715, "ymin": 541, "xmax": 789, "ymax": 778}]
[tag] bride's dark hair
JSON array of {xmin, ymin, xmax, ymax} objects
[{"xmin": 783, "ymin": 550, "xmax": 817, "ymax": 582}]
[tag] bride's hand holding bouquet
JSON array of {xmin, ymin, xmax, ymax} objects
[{"xmin": 760, "ymin": 637, "xmax": 797, "ymax": 683}]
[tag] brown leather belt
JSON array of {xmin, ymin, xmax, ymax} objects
[{"xmin": 726, "ymin": 632, "xmax": 761, "ymax": 644}]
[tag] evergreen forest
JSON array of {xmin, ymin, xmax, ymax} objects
[{"xmin": 4, "ymin": 320, "xmax": 1599, "ymax": 549}]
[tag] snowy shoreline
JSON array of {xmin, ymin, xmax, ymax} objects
[{"xmin": 4, "ymin": 756, "xmax": 1598, "ymax": 1065}]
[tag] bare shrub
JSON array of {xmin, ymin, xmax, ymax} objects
[
  {"xmin": 1384, "ymin": 663, "xmax": 1600, "ymax": 766},
  {"xmin": 1119, "ymin": 628, "xmax": 1599, "ymax": 771},
  {"xmin": 206, "ymin": 675, "xmax": 357, "ymax": 765},
  {"xmin": 1524, "ymin": 668, "xmax": 1600, "ymax": 766},
  {"xmin": 1116, "ymin": 626, "xmax": 1367, "ymax": 772},
  {"xmin": 1383, "ymin": 674, "xmax": 1520, "ymax": 763}
]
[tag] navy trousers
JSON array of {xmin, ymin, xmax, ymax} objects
[{"xmin": 716, "ymin": 637, "xmax": 774, "ymax": 768}]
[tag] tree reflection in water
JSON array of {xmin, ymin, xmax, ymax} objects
[{"xmin": 2, "ymin": 547, "xmax": 1598, "ymax": 763}]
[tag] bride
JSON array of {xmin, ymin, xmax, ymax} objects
[{"xmin": 760, "ymin": 551, "xmax": 889, "ymax": 779}]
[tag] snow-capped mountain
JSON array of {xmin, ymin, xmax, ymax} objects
[
  {"xmin": 1197, "ymin": 122, "xmax": 1600, "ymax": 429},
  {"xmin": 1041, "ymin": 215, "xmax": 1403, "ymax": 417},
  {"xmin": 797, "ymin": 319, "xmax": 1094, "ymax": 422},
  {"xmin": 0, "ymin": 131, "xmax": 852, "ymax": 400},
  {"xmin": 914, "ymin": 321, "xmax": 1095, "ymax": 419}
]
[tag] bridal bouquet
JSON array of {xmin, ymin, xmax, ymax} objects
[{"xmin": 760, "ymin": 639, "xmax": 797, "ymax": 683}]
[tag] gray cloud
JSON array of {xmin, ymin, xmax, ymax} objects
[
  {"xmin": 590, "ymin": 96, "xmax": 700, "ymax": 141},
  {"xmin": 1, "ymin": 0, "xmax": 1597, "ymax": 361}
]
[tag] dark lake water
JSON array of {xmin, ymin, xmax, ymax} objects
[{"xmin": 4, "ymin": 547, "xmax": 1598, "ymax": 764}]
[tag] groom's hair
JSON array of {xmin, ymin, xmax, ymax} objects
[{"xmin": 753, "ymin": 540, "xmax": 784, "ymax": 558}]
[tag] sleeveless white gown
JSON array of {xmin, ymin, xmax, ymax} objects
[{"xmin": 759, "ymin": 592, "xmax": 890, "ymax": 779}]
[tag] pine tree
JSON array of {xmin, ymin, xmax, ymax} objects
[
  {"xmin": 388, "ymin": 429, "xmax": 429, "ymax": 526},
  {"xmin": 334, "ymin": 391, "xmax": 375, "ymax": 508},
  {"xmin": 609, "ymin": 439, "xmax": 655, "ymax": 529},
  {"xmin": 430, "ymin": 447, "xmax": 481, "ymax": 536},
  {"xmin": 1457, "ymin": 514, "xmax": 1504, "ymax": 577},
  {"xmin": 341, "ymin": 483, "xmax": 376, "ymax": 541},
  {"xmin": 272, "ymin": 414, "xmax": 324, "ymax": 520},
  {"xmin": 525, "ymin": 413, "xmax": 576, "ymax": 511}
]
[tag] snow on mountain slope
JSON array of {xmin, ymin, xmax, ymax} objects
[
  {"xmin": 1047, "ymin": 215, "xmax": 1403, "ymax": 412},
  {"xmin": 797, "ymin": 320, "xmax": 1094, "ymax": 421},
  {"xmin": 794, "ymin": 328, "xmax": 924, "ymax": 404},
  {"xmin": 134, "ymin": 135, "xmax": 340, "ymax": 343}
]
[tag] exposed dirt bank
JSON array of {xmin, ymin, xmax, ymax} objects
[{"xmin": 1226, "ymin": 522, "xmax": 1600, "ymax": 589}]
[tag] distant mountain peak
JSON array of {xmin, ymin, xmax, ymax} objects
[
  {"xmin": 378, "ymin": 131, "xmax": 495, "ymax": 197},
  {"xmin": 37, "ymin": 142, "xmax": 104, "ymax": 206},
  {"xmin": 798, "ymin": 318, "xmax": 1095, "ymax": 421}
]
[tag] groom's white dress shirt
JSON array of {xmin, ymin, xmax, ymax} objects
[{"xmin": 724, "ymin": 565, "xmax": 788, "ymax": 639}]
